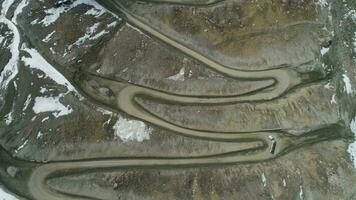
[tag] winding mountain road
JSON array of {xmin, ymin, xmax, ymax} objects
[{"xmin": 0, "ymin": 0, "xmax": 329, "ymax": 200}]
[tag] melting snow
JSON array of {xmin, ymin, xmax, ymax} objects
[
  {"xmin": 330, "ymin": 94, "xmax": 337, "ymax": 104},
  {"xmin": 68, "ymin": 22, "xmax": 99, "ymax": 49},
  {"xmin": 37, "ymin": 0, "xmax": 108, "ymax": 26},
  {"xmin": 320, "ymin": 47, "xmax": 330, "ymax": 56},
  {"xmin": 42, "ymin": 31, "xmax": 55, "ymax": 43},
  {"xmin": 112, "ymin": 117, "xmax": 151, "ymax": 142},
  {"xmin": 0, "ymin": 18, "xmax": 20, "ymax": 92},
  {"xmin": 347, "ymin": 117, "xmax": 356, "ymax": 168},
  {"xmin": 342, "ymin": 74, "xmax": 353, "ymax": 95},
  {"xmin": 0, "ymin": 185, "xmax": 19, "ymax": 200},
  {"xmin": 21, "ymin": 47, "xmax": 76, "ymax": 93},
  {"xmin": 107, "ymin": 21, "xmax": 118, "ymax": 28},
  {"xmin": 15, "ymin": 139, "xmax": 28, "ymax": 153},
  {"xmin": 36, "ymin": 131, "xmax": 43, "ymax": 139},
  {"xmin": 317, "ymin": 0, "xmax": 328, "ymax": 7},
  {"xmin": 11, "ymin": 0, "xmax": 29, "ymax": 24},
  {"xmin": 261, "ymin": 173, "xmax": 267, "ymax": 187},
  {"xmin": 299, "ymin": 185, "xmax": 304, "ymax": 199},
  {"xmin": 167, "ymin": 67, "xmax": 185, "ymax": 81},
  {"xmin": 32, "ymin": 96, "xmax": 72, "ymax": 118},
  {"xmin": 22, "ymin": 94, "xmax": 31, "ymax": 111},
  {"xmin": 85, "ymin": 7, "xmax": 105, "ymax": 17},
  {"xmin": 1, "ymin": 0, "xmax": 15, "ymax": 16}
]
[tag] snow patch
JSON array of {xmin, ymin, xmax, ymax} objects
[
  {"xmin": 22, "ymin": 94, "xmax": 31, "ymax": 111},
  {"xmin": 85, "ymin": 7, "xmax": 105, "ymax": 17},
  {"xmin": 42, "ymin": 31, "xmax": 55, "ymax": 43},
  {"xmin": 0, "ymin": 185, "xmax": 19, "ymax": 200},
  {"xmin": 21, "ymin": 47, "xmax": 76, "ymax": 93},
  {"xmin": 0, "ymin": 18, "xmax": 20, "ymax": 92},
  {"xmin": 342, "ymin": 74, "xmax": 353, "ymax": 95},
  {"xmin": 261, "ymin": 173, "xmax": 267, "ymax": 187},
  {"xmin": 330, "ymin": 94, "xmax": 337, "ymax": 104},
  {"xmin": 347, "ymin": 117, "xmax": 356, "ymax": 168},
  {"xmin": 299, "ymin": 185, "xmax": 304, "ymax": 199},
  {"xmin": 15, "ymin": 139, "xmax": 28, "ymax": 153},
  {"xmin": 320, "ymin": 47, "xmax": 330, "ymax": 56},
  {"xmin": 33, "ymin": 96, "xmax": 72, "ymax": 118},
  {"xmin": 38, "ymin": 0, "xmax": 109, "ymax": 26},
  {"xmin": 11, "ymin": 0, "xmax": 29, "ymax": 24},
  {"xmin": 113, "ymin": 117, "xmax": 151, "ymax": 142},
  {"xmin": 316, "ymin": 0, "xmax": 328, "ymax": 7},
  {"xmin": 167, "ymin": 67, "xmax": 185, "ymax": 81},
  {"xmin": 1, "ymin": 0, "xmax": 15, "ymax": 16}
]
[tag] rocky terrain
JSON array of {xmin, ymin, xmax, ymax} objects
[{"xmin": 0, "ymin": 0, "xmax": 355, "ymax": 199}]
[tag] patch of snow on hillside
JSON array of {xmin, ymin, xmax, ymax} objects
[
  {"xmin": 261, "ymin": 173, "xmax": 267, "ymax": 187},
  {"xmin": 23, "ymin": 94, "xmax": 31, "ymax": 111},
  {"xmin": 0, "ymin": 185, "xmax": 19, "ymax": 200},
  {"xmin": 342, "ymin": 74, "xmax": 353, "ymax": 95},
  {"xmin": 37, "ymin": 0, "xmax": 110, "ymax": 26},
  {"xmin": 12, "ymin": 0, "xmax": 29, "ymax": 24},
  {"xmin": 320, "ymin": 47, "xmax": 330, "ymax": 56},
  {"xmin": 353, "ymin": 32, "xmax": 356, "ymax": 54},
  {"xmin": 347, "ymin": 118, "xmax": 356, "ymax": 168},
  {"xmin": 317, "ymin": 0, "xmax": 328, "ymax": 7},
  {"xmin": 0, "ymin": 18, "xmax": 20, "ymax": 91},
  {"xmin": 15, "ymin": 139, "xmax": 28, "ymax": 153},
  {"xmin": 68, "ymin": 22, "xmax": 109, "ymax": 49},
  {"xmin": 33, "ymin": 96, "xmax": 72, "ymax": 118},
  {"xmin": 167, "ymin": 67, "xmax": 185, "ymax": 81},
  {"xmin": 85, "ymin": 7, "xmax": 105, "ymax": 17},
  {"xmin": 42, "ymin": 31, "xmax": 55, "ymax": 43},
  {"xmin": 299, "ymin": 185, "xmax": 304, "ymax": 199},
  {"xmin": 21, "ymin": 47, "xmax": 76, "ymax": 93},
  {"xmin": 1, "ymin": 0, "xmax": 15, "ymax": 16},
  {"xmin": 113, "ymin": 117, "xmax": 151, "ymax": 142}
]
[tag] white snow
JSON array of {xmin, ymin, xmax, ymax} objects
[
  {"xmin": 42, "ymin": 31, "xmax": 55, "ymax": 43},
  {"xmin": 0, "ymin": 18, "xmax": 20, "ymax": 92},
  {"xmin": 15, "ymin": 139, "xmax": 28, "ymax": 153},
  {"xmin": 299, "ymin": 185, "xmax": 304, "ymax": 200},
  {"xmin": 330, "ymin": 94, "xmax": 337, "ymax": 104},
  {"xmin": 37, "ymin": 131, "xmax": 43, "ymax": 139},
  {"xmin": 167, "ymin": 67, "xmax": 185, "ymax": 81},
  {"xmin": 21, "ymin": 47, "xmax": 76, "ymax": 93},
  {"xmin": 107, "ymin": 21, "xmax": 118, "ymax": 28},
  {"xmin": 22, "ymin": 94, "xmax": 31, "ymax": 111},
  {"xmin": 11, "ymin": 0, "xmax": 29, "ymax": 24},
  {"xmin": 68, "ymin": 22, "xmax": 99, "ymax": 49},
  {"xmin": 4, "ymin": 112, "xmax": 13, "ymax": 125},
  {"xmin": 347, "ymin": 117, "xmax": 356, "ymax": 168},
  {"xmin": 0, "ymin": 185, "xmax": 19, "ymax": 200},
  {"xmin": 342, "ymin": 74, "xmax": 353, "ymax": 95},
  {"xmin": 112, "ymin": 117, "xmax": 151, "ymax": 142},
  {"xmin": 37, "ymin": 0, "xmax": 109, "ymax": 26},
  {"xmin": 317, "ymin": 0, "xmax": 328, "ymax": 7},
  {"xmin": 85, "ymin": 7, "xmax": 105, "ymax": 17},
  {"xmin": 1, "ymin": 0, "xmax": 15, "ymax": 16},
  {"xmin": 67, "ymin": 22, "xmax": 111, "ymax": 50},
  {"xmin": 261, "ymin": 173, "xmax": 267, "ymax": 187},
  {"xmin": 320, "ymin": 47, "xmax": 330, "ymax": 56},
  {"xmin": 33, "ymin": 96, "xmax": 72, "ymax": 118}
]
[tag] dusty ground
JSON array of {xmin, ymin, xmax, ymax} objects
[{"xmin": 0, "ymin": 0, "xmax": 356, "ymax": 199}]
